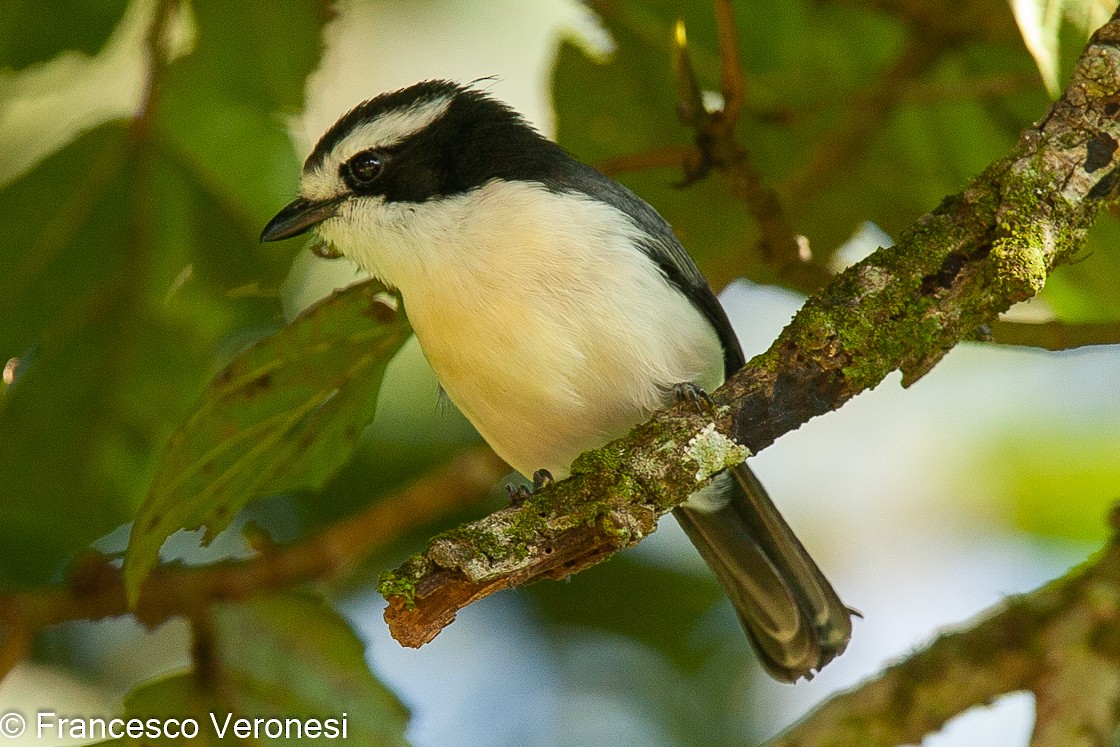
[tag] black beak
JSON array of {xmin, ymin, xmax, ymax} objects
[{"xmin": 260, "ymin": 197, "xmax": 343, "ymax": 242}]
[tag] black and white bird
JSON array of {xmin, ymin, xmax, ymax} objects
[{"xmin": 261, "ymin": 80, "xmax": 852, "ymax": 681}]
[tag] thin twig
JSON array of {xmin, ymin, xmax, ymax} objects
[
  {"xmin": 990, "ymin": 319, "xmax": 1120, "ymax": 350},
  {"xmin": 713, "ymin": 0, "xmax": 745, "ymax": 136},
  {"xmin": 595, "ymin": 3, "xmax": 824, "ymax": 282},
  {"xmin": 701, "ymin": 0, "xmax": 805, "ymax": 270},
  {"xmin": 0, "ymin": 447, "xmax": 505, "ymax": 637},
  {"xmin": 596, "ymin": 144, "xmax": 698, "ymax": 178},
  {"xmin": 708, "ymin": 2, "xmax": 824, "ymax": 278}
]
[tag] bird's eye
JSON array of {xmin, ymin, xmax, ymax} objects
[{"xmin": 343, "ymin": 150, "xmax": 384, "ymax": 188}]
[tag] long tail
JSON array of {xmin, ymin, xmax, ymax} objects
[{"xmin": 672, "ymin": 464, "xmax": 852, "ymax": 682}]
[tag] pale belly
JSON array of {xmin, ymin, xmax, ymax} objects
[
  {"xmin": 327, "ymin": 179, "xmax": 728, "ymax": 476},
  {"xmin": 404, "ymin": 275, "xmax": 725, "ymax": 478}
]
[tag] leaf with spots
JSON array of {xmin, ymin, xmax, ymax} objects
[{"xmin": 124, "ymin": 279, "xmax": 412, "ymax": 602}]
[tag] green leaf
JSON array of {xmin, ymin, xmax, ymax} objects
[
  {"xmin": 0, "ymin": 123, "xmax": 276, "ymax": 587},
  {"xmin": 0, "ymin": 0, "xmax": 328, "ymax": 588},
  {"xmin": 0, "ymin": 0, "xmax": 128, "ymax": 69},
  {"xmin": 1010, "ymin": 0, "xmax": 1065, "ymax": 95},
  {"xmin": 0, "ymin": 124, "xmax": 142, "ymax": 585},
  {"xmin": 124, "ymin": 280, "xmax": 412, "ymax": 601},
  {"xmin": 0, "ymin": 125, "xmax": 131, "ymax": 361},
  {"xmin": 91, "ymin": 593, "xmax": 410, "ymax": 747},
  {"xmin": 211, "ymin": 593, "xmax": 411, "ymax": 746},
  {"xmin": 182, "ymin": 1, "xmax": 328, "ymax": 112},
  {"xmin": 155, "ymin": 0, "xmax": 330, "ymax": 283},
  {"xmin": 86, "ymin": 675, "xmax": 225, "ymax": 746},
  {"xmin": 1066, "ymin": 0, "xmax": 1116, "ymax": 36}
]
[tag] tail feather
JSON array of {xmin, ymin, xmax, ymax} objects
[{"xmin": 673, "ymin": 465, "xmax": 852, "ymax": 682}]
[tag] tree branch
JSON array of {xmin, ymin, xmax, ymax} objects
[
  {"xmin": 596, "ymin": 144, "xmax": 698, "ymax": 177},
  {"xmin": 1028, "ymin": 608, "xmax": 1120, "ymax": 746},
  {"xmin": 0, "ymin": 447, "xmax": 505, "ymax": 636},
  {"xmin": 763, "ymin": 512, "xmax": 1120, "ymax": 746},
  {"xmin": 380, "ymin": 10, "xmax": 1120, "ymax": 648},
  {"xmin": 989, "ymin": 318, "xmax": 1120, "ymax": 349}
]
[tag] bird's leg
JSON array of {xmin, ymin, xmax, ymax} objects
[
  {"xmin": 506, "ymin": 484, "xmax": 532, "ymax": 505},
  {"xmin": 506, "ymin": 469, "xmax": 555, "ymax": 506},
  {"xmin": 671, "ymin": 381, "xmax": 716, "ymax": 416}
]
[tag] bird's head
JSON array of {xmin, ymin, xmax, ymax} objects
[{"xmin": 260, "ymin": 80, "xmax": 564, "ymax": 256}]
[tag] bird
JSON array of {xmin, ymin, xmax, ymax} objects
[{"xmin": 261, "ymin": 80, "xmax": 853, "ymax": 682}]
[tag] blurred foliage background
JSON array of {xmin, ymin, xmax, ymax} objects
[{"xmin": 1, "ymin": 0, "xmax": 1119, "ymax": 745}]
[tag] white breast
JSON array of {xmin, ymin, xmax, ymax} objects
[{"xmin": 317, "ymin": 180, "xmax": 725, "ymax": 478}]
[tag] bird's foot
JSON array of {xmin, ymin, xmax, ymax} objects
[
  {"xmin": 671, "ymin": 381, "xmax": 716, "ymax": 415},
  {"xmin": 507, "ymin": 469, "xmax": 555, "ymax": 506},
  {"xmin": 506, "ymin": 484, "xmax": 532, "ymax": 505}
]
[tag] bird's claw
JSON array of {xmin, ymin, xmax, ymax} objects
[
  {"xmin": 671, "ymin": 381, "xmax": 715, "ymax": 415},
  {"xmin": 507, "ymin": 469, "xmax": 555, "ymax": 506},
  {"xmin": 506, "ymin": 484, "xmax": 533, "ymax": 505}
]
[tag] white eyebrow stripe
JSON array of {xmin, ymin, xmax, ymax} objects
[
  {"xmin": 332, "ymin": 95, "xmax": 452, "ymax": 162},
  {"xmin": 299, "ymin": 95, "xmax": 453, "ymax": 202}
]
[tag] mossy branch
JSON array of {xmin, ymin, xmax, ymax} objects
[
  {"xmin": 763, "ymin": 509, "xmax": 1120, "ymax": 746},
  {"xmin": 380, "ymin": 11, "xmax": 1120, "ymax": 647}
]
